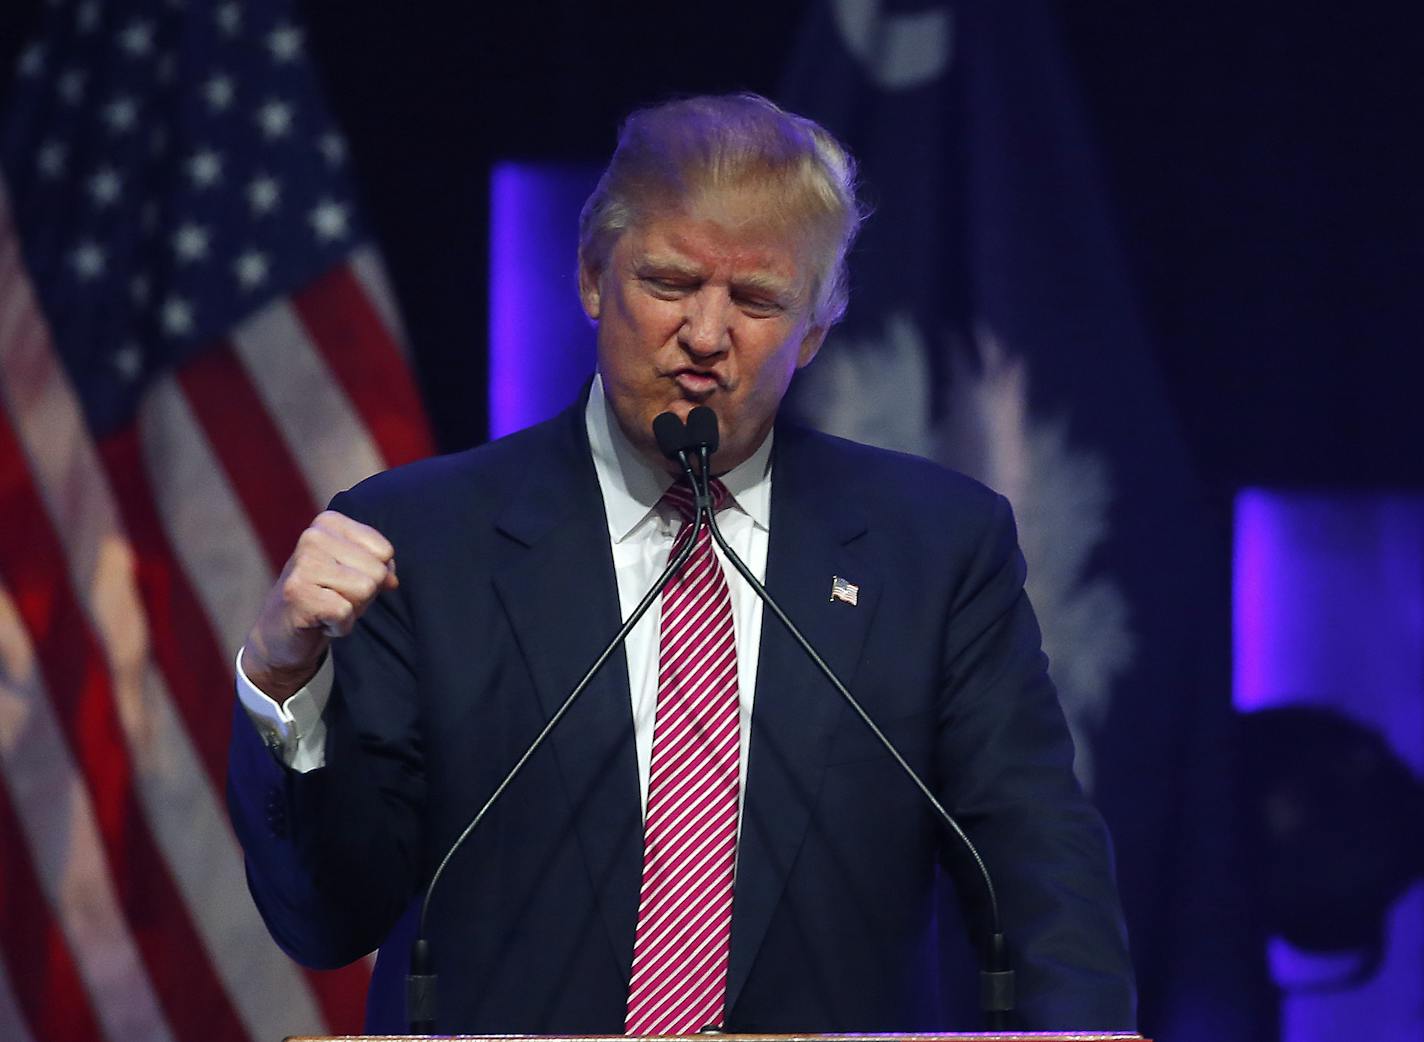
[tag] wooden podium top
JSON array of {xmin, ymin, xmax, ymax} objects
[{"xmin": 286, "ymin": 1033, "xmax": 1148, "ymax": 1042}]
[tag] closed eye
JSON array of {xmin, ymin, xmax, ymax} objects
[
  {"xmin": 735, "ymin": 294, "xmax": 784, "ymax": 317},
  {"xmin": 640, "ymin": 275, "xmax": 696, "ymax": 297}
]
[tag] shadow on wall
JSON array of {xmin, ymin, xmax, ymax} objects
[{"xmin": 1240, "ymin": 704, "xmax": 1424, "ymax": 989}]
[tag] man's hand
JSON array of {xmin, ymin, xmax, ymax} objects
[{"xmin": 241, "ymin": 510, "xmax": 398, "ymax": 703}]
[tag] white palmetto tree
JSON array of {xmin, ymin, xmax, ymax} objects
[{"xmin": 797, "ymin": 316, "xmax": 1135, "ymax": 789}]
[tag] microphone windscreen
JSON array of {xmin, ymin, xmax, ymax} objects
[
  {"xmin": 652, "ymin": 412, "xmax": 689, "ymax": 460},
  {"xmin": 686, "ymin": 406, "xmax": 720, "ymax": 453}
]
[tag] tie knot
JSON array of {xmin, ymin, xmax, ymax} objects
[{"xmin": 660, "ymin": 478, "xmax": 730, "ymax": 523}]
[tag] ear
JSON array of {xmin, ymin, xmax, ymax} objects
[
  {"xmin": 578, "ymin": 256, "xmax": 602, "ymax": 320},
  {"xmin": 795, "ymin": 324, "xmax": 828, "ymax": 369}
]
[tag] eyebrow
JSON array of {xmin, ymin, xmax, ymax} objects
[
  {"xmin": 634, "ymin": 256, "xmax": 795, "ymax": 299},
  {"xmin": 732, "ymin": 273, "xmax": 795, "ymax": 301},
  {"xmin": 633, "ymin": 255, "xmax": 701, "ymax": 279}
]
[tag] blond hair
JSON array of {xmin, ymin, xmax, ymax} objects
[{"xmin": 578, "ymin": 93, "xmax": 864, "ymax": 327}]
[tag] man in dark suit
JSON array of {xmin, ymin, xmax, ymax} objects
[{"xmin": 228, "ymin": 94, "xmax": 1135, "ymax": 1033}]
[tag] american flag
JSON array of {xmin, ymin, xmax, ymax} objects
[
  {"xmin": 830, "ymin": 575, "xmax": 859, "ymax": 607},
  {"xmin": 0, "ymin": 1, "xmax": 433, "ymax": 1039}
]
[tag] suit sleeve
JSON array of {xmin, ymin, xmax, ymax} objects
[
  {"xmin": 226, "ymin": 487, "xmax": 427, "ymax": 969},
  {"xmin": 936, "ymin": 492, "xmax": 1136, "ymax": 1029}
]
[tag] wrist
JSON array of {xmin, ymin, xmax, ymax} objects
[{"xmin": 239, "ymin": 643, "xmax": 324, "ymax": 705}]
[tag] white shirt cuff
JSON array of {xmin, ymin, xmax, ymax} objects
[{"xmin": 234, "ymin": 647, "xmax": 333, "ymax": 774}]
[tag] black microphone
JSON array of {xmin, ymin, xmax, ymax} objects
[
  {"xmin": 653, "ymin": 410, "xmax": 691, "ymax": 461},
  {"xmin": 680, "ymin": 405, "xmax": 720, "ymax": 513},
  {"xmin": 679, "ymin": 406, "xmax": 1016, "ymax": 1029},
  {"xmin": 685, "ymin": 404, "xmax": 719, "ymax": 456},
  {"xmin": 406, "ymin": 411, "xmax": 703, "ymax": 1032}
]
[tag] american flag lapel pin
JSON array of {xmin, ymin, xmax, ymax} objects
[{"xmin": 830, "ymin": 575, "xmax": 859, "ymax": 606}]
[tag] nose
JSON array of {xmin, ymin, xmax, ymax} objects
[{"xmin": 680, "ymin": 288, "xmax": 731, "ymax": 359}]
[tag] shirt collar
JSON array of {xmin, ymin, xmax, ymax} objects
[{"xmin": 585, "ymin": 373, "xmax": 773, "ymax": 543}]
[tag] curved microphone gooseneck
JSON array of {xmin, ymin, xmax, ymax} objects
[
  {"xmin": 675, "ymin": 406, "xmax": 1016, "ymax": 1030},
  {"xmin": 405, "ymin": 412, "xmax": 703, "ymax": 1032}
]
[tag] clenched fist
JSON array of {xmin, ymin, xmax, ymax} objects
[{"xmin": 241, "ymin": 510, "xmax": 398, "ymax": 703}]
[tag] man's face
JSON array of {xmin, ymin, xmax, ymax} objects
[{"xmin": 579, "ymin": 191, "xmax": 827, "ymax": 474}]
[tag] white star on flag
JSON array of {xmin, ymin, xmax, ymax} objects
[
  {"xmin": 186, "ymin": 149, "xmax": 223, "ymax": 188},
  {"xmin": 102, "ymin": 96, "xmax": 138, "ymax": 133},
  {"xmin": 57, "ymin": 68, "xmax": 86, "ymax": 104},
  {"xmin": 234, "ymin": 250, "xmax": 270, "ymax": 290},
  {"xmin": 88, "ymin": 168, "xmax": 122, "ymax": 206},
  {"xmin": 319, "ymin": 132, "xmax": 346, "ymax": 166},
  {"xmin": 160, "ymin": 295, "xmax": 194, "ymax": 335},
  {"xmin": 76, "ymin": 1, "xmax": 101, "ymax": 32},
  {"xmin": 309, "ymin": 199, "xmax": 349, "ymax": 242},
  {"xmin": 118, "ymin": 19, "xmax": 155, "ymax": 57},
  {"xmin": 17, "ymin": 44, "xmax": 44, "ymax": 77},
  {"xmin": 70, "ymin": 240, "xmax": 106, "ymax": 280},
  {"xmin": 215, "ymin": 2, "xmax": 241, "ymax": 34},
  {"xmin": 113, "ymin": 343, "xmax": 144, "ymax": 380},
  {"xmin": 36, "ymin": 140, "xmax": 66, "ymax": 177},
  {"xmin": 247, "ymin": 174, "xmax": 281, "ymax": 214},
  {"xmin": 267, "ymin": 25, "xmax": 304, "ymax": 62},
  {"xmin": 204, "ymin": 74, "xmax": 234, "ymax": 111},
  {"xmin": 171, "ymin": 222, "xmax": 211, "ymax": 263},
  {"xmin": 256, "ymin": 99, "xmax": 294, "ymax": 139}
]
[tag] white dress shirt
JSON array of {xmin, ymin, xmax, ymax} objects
[{"xmin": 236, "ymin": 374, "xmax": 771, "ymax": 814}]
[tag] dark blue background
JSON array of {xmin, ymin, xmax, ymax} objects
[
  {"xmin": 4, "ymin": 3, "xmax": 1420, "ymax": 1039},
  {"xmin": 8, "ymin": 2, "xmax": 1415, "ymax": 488}
]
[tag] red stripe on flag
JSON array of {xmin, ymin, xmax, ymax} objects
[
  {"xmin": 96, "ymin": 422, "xmax": 370, "ymax": 1032},
  {"xmin": 291, "ymin": 265, "xmax": 434, "ymax": 467},
  {"xmin": 169, "ymin": 339, "xmax": 374, "ymax": 1030},
  {"xmin": 0, "ymin": 410, "xmax": 251, "ymax": 1042},
  {"xmin": 176, "ymin": 342, "xmax": 320, "ymax": 571},
  {"xmin": 299, "ymin": 963, "xmax": 369, "ymax": 1035},
  {"xmin": 0, "ymin": 778, "xmax": 104, "ymax": 1042},
  {"xmin": 97, "ymin": 423, "xmax": 236, "ymax": 790}
]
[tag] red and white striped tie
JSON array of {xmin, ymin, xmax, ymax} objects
[{"xmin": 625, "ymin": 478, "xmax": 740, "ymax": 1035}]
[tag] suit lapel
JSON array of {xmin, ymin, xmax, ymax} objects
[
  {"xmin": 491, "ymin": 407, "xmax": 643, "ymax": 983},
  {"xmin": 726, "ymin": 427, "xmax": 882, "ymax": 1016},
  {"xmin": 486, "ymin": 415, "xmax": 883, "ymax": 1003}
]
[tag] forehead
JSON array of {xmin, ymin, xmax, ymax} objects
[{"xmin": 621, "ymin": 190, "xmax": 813, "ymax": 283}]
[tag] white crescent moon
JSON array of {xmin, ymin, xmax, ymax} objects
[{"xmin": 831, "ymin": 0, "xmax": 953, "ymax": 90}]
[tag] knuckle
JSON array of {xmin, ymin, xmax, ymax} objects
[
  {"xmin": 297, "ymin": 520, "xmax": 325, "ymax": 546},
  {"xmin": 280, "ymin": 574, "xmax": 307, "ymax": 606},
  {"xmin": 293, "ymin": 534, "xmax": 324, "ymax": 564},
  {"xmin": 325, "ymin": 599, "xmax": 355, "ymax": 631},
  {"xmin": 349, "ymin": 579, "xmax": 376, "ymax": 606},
  {"xmin": 310, "ymin": 511, "xmax": 347, "ymax": 541}
]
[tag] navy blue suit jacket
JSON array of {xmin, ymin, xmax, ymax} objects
[{"xmin": 227, "ymin": 401, "xmax": 1135, "ymax": 1032}]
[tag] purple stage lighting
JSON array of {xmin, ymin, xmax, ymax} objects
[
  {"xmin": 489, "ymin": 162, "xmax": 600, "ymax": 438},
  {"xmin": 1233, "ymin": 489, "xmax": 1424, "ymax": 1042}
]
